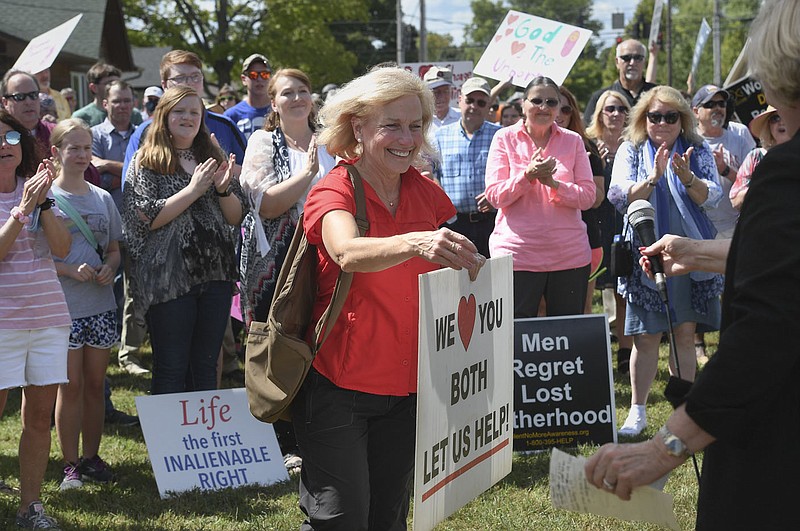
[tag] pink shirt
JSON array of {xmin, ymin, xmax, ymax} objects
[
  {"xmin": 485, "ymin": 121, "xmax": 595, "ymax": 272},
  {"xmin": 1, "ymin": 179, "xmax": 71, "ymax": 330}
]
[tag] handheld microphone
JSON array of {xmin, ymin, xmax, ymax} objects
[{"xmin": 627, "ymin": 199, "xmax": 668, "ymax": 301}]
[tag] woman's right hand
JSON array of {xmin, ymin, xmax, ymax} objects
[
  {"xmin": 189, "ymin": 158, "xmax": 218, "ymax": 196},
  {"xmin": 68, "ymin": 262, "xmax": 97, "ymax": 283},
  {"xmin": 404, "ymin": 228, "xmax": 485, "ymax": 276},
  {"xmin": 525, "ymin": 148, "xmax": 556, "ymax": 183},
  {"xmin": 20, "ymin": 162, "xmax": 55, "ymax": 215},
  {"xmin": 651, "ymin": 142, "xmax": 670, "ymax": 183},
  {"xmin": 302, "ymin": 136, "xmax": 319, "ymax": 179}
]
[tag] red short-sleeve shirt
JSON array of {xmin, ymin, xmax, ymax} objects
[{"xmin": 303, "ymin": 162, "xmax": 456, "ymax": 395}]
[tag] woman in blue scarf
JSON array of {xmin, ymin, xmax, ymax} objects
[{"xmin": 608, "ymin": 85, "xmax": 723, "ymax": 436}]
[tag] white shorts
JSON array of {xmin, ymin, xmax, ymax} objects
[{"xmin": 0, "ymin": 327, "xmax": 70, "ymax": 389}]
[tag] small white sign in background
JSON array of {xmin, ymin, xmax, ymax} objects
[
  {"xmin": 401, "ymin": 61, "xmax": 474, "ymax": 106},
  {"xmin": 136, "ymin": 388, "xmax": 288, "ymax": 498},
  {"xmin": 13, "ymin": 14, "xmax": 83, "ymax": 74},
  {"xmin": 474, "ymin": 10, "xmax": 593, "ymax": 87},
  {"xmin": 414, "ymin": 255, "xmax": 514, "ymax": 531}
]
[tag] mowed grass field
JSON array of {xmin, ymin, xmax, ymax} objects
[{"xmin": 0, "ymin": 315, "xmax": 715, "ymax": 530}]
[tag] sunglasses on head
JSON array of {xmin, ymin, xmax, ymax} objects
[
  {"xmin": 618, "ymin": 54, "xmax": 645, "ymax": 63},
  {"xmin": 247, "ymin": 71, "xmax": 271, "ymax": 80},
  {"xmin": 4, "ymin": 91, "xmax": 38, "ymax": 102},
  {"xmin": 701, "ymin": 100, "xmax": 727, "ymax": 109},
  {"xmin": 647, "ymin": 111, "xmax": 681, "ymax": 125},
  {"xmin": 528, "ymin": 97, "xmax": 559, "ymax": 108},
  {"xmin": 603, "ymin": 105, "xmax": 629, "ymax": 114},
  {"xmin": 465, "ymin": 97, "xmax": 488, "ymax": 108},
  {"xmin": 0, "ymin": 130, "xmax": 22, "ymax": 146}
]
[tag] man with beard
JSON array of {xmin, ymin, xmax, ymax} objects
[{"xmin": 584, "ymin": 40, "xmax": 656, "ymax": 126}]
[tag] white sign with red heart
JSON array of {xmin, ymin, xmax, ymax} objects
[{"xmin": 473, "ymin": 10, "xmax": 593, "ymax": 87}]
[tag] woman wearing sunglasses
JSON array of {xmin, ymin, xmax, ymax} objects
[
  {"xmin": 608, "ymin": 85, "xmax": 723, "ymax": 437},
  {"xmin": 485, "ymin": 76, "xmax": 596, "ymax": 318},
  {"xmin": 0, "ymin": 109, "xmax": 72, "ymax": 529},
  {"xmin": 207, "ymin": 84, "xmax": 240, "ymax": 114}
]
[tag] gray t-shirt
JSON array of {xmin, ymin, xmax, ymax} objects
[
  {"xmin": 53, "ymin": 183, "xmax": 123, "ymax": 320},
  {"xmin": 703, "ymin": 127, "xmax": 756, "ymax": 236}
]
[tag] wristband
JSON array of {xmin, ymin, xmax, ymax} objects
[
  {"xmin": 10, "ymin": 206, "xmax": 30, "ymax": 224},
  {"xmin": 684, "ymin": 174, "xmax": 695, "ymax": 188},
  {"xmin": 215, "ymin": 186, "xmax": 232, "ymax": 197},
  {"xmin": 38, "ymin": 198, "xmax": 55, "ymax": 211},
  {"xmin": 721, "ymin": 165, "xmax": 731, "ymax": 177}
]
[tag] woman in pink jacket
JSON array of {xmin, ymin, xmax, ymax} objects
[{"xmin": 485, "ymin": 76, "xmax": 596, "ymax": 317}]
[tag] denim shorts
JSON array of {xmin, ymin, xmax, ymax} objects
[{"xmin": 68, "ymin": 310, "xmax": 119, "ymax": 350}]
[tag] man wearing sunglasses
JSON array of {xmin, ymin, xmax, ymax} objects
[
  {"xmin": 434, "ymin": 76, "xmax": 501, "ymax": 257},
  {"xmin": 584, "ymin": 39, "xmax": 657, "ymax": 126},
  {"xmin": 224, "ymin": 53, "xmax": 273, "ymax": 139},
  {"xmin": 692, "ymin": 85, "xmax": 755, "ymax": 240}
]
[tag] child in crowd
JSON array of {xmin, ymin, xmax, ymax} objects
[{"xmin": 51, "ymin": 119, "xmax": 122, "ymax": 490}]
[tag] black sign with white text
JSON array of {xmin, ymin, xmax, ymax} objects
[{"xmin": 513, "ymin": 315, "xmax": 616, "ymax": 451}]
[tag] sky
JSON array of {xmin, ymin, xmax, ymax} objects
[{"xmin": 401, "ymin": 0, "xmax": 641, "ymax": 50}]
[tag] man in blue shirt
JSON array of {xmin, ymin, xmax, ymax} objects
[
  {"xmin": 224, "ymin": 53, "xmax": 273, "ymax": 139},
  {"xmin": 91, "ymin": 80, "xmax": 136, "ymax": 211},
  {"xmin": 435, "ymin": 76, "xmax": 501, "ymax": 257},
  {"xmin": 121, "ymin": 50, "xmax": 246, "ymax": 183}
]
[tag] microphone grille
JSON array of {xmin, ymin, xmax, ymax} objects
[{"xmin": 627, "ymin": 199, "xmax": 655, "ymax": 226}]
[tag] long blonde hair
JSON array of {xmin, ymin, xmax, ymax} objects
[
  {"xmin": 585, "ymin": 90, "xmax": 630, "ymax": 141},
  {"xmin": 623, "ymin": 86, "xmax": 702, "ymax": 146},
  {"xmin": 138, "ymin": 86, "xmax": 223, "ymax": 174}
]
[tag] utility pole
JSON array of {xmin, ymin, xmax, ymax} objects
[
  {"xmin": 397, "ymin": 0, "xmax": 404, "ymax": 64},
  {"xmin": 713, "ymin": 0, "xmax": 721, "ymax": 85},
  {"xmin": 666, "ymin": 0, "xmax": 672, "ymax": 86},
  {"xmin": 420, "ymin": 0, "xmax": 427, "ymax": 62}
]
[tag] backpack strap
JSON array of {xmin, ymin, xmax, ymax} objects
[
  {"xmin": 52, "ymin": 189, "xmax": 104, "ymax": 260},
  {"xmin": 312, "ymin": 162, "xmax": 369, "ymax": 350}
]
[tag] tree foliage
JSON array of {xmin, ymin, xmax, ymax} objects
[
  {"xmin": 462, "ymin": 0, "xmax": 604, "ymax": 108},
  {"xmin": 122, "ymin": 0, "xmax": 368, "ymax": 93}
]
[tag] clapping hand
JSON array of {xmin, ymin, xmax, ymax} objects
[
  {"xmin": 213, "ymin": 153, "xmax": 236, "ymax": 195},
  {"xmin": 671, "ymin": 147, "xmax": 695, "ymax": 184},
  {"xmin": 189, "ymin": 158, "xmax": 220, "ymax": 195},
  {"xmin": 20, "ymin": 161, "xmax": 56, "ymax": 215},
  {"xmin": 525, "ymin": 147, "xmax": 557, "ymax": 186}
]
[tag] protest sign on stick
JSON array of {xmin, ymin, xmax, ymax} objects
[
  {"xmin": 414, "ymin": 255, "xmax": 514, "ymax": 531},
  {"xmin": 473, "ymin": 10, "xmax": 592, "ymax": 86},
  {"xmin": 12, "ymin": 14, "xmax": 82, "ymax": 74}
]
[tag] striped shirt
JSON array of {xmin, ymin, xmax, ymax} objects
[{"xmin": 1, "ymin": 179, "xmax": 71, "ymax": 330}]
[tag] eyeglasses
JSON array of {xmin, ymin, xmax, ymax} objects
[
  {"xmin": 603, "ymin": 105, "xmax": 629, "ymax": 114},
  {"xmin": 465, "ymin": 97, "xmax": 488, "ymax": 108},
  {"xmin": 768, "ymin": 114, "xmax": 783, "ymax": 124},
  {"xmin": 167, "ymin": 73, "xmax": 204, "ymax": 85},
  {"xmin": 219, "ymin": 96, "xmax": 236, "ymax": 102},
  {"xmin": 560, "ymin": 105, "xmax": 573, "ymax": 115},
  {"xmin": 618, "ymin": 54, "xmax": 645, "ymax": 63},
  {"xmin": 3, "ymin": 91, "xmax": 38, "ymax": 102},
  {"xmin": 528, "ymin": 97, "xmax": 559, "ymax": 108},
  {"xmin": 647, "ymin": 111, "xmax": 681, "ymax": 125},
  {"xmin": 246, "ymin": 71, "xmax": 271, "ymax": 80},
  {"xmin": 701, "ymin": 100, "xmax": 727, "ymax": 109},
  {"xmin": 0, "ymin": 130, "xmax": 22, "ymax": 146}
]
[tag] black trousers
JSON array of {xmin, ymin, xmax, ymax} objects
[
  {"xmin": 292, "ymin": 369, "xmax": 416, "ymax": 531},
  {"xmin": 513, "ymin": 265, "xmax": 590, "ymax": 318},
  {"xmin": 445, "ymin": 212, "xmax": 496, "ymax": 258}
]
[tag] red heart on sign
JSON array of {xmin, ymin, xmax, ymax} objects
[
  {"xmin": 494, "ymin": 33, "xmax": 502, "ymax": 42},
  {"xmin": 505, "ymin": 28, "xmax": 513, "ymax": 36},
  {"xmin": 507, "ymin": 13, "xmax": 519, "ymax": 25},
  {"xmin": 511, "ymin": 41, "xmax": 526, "ymax": 56},
  {"xmin": 457, "ymin": 294, "xmax": 477, "ymax": 350}
]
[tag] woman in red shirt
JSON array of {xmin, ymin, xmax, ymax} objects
[{"xmin": 295, "ymin": 67, "xmax": 484, "ymax": 530}]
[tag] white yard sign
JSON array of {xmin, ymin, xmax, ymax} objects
[
  {"xmin": 414, "ymin": 255, "xmax": 514, "ymax": 531},
  {"xmin": 474, "ymin": 10, "xmax": 593, "ymax": 87},
  {"xmin": 401, "ymin": 61, "xmax": 474, "ymax": 106},
  {"xmin": 136, "ymin": 388, "xmax": 288, "ymax": 498}
]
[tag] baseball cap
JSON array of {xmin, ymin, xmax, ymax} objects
[
  {"xmin": 423, "ymin": 66, "xmax": 453, "ymax": 90},
  {"xmin": 144, "ymin": 86, "xmax": 163, "ymax": 99},
  {"xmin": 692, "ymin": 84, "xmax": 730, "ymax": 108},
  {"xmin": 460, "ymin": 77, "xmax": 491, "ymax": 97},
  {"xmin": 242, "ymin": 54, "xmax": 271, "ymax": 72}
]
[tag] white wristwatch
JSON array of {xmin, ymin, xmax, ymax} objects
[{"xmin": 658, "ymin": 425, "xmax": 691, "ymax": 458}]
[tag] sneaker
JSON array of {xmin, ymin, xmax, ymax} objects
[
  {"xmin": 105, "ymin": 409, "xmax": 139, "ymax": 427},
  {"xmin": 0, "ymin": 478, "xmax": 17, "ymax": 495},
  {"xmin": 15, "ymin": 500, "xmax": 60, "ymax": 529},
  {"xmin": 59, "ymin": 462, "xmax": 83, "ymax": 491},
  {"xmin": 283, "ymin": 453, "xmax": 302, "ymax": 473},
  {"xmin": 618, "ymin": 405, "xmax": 647, "ymax": 437},
  {"xmin": 78, "ymin": 455, "xmax": 116, "ymax": 484},
  {"xmin": 120, "ymin": 362, "xmax": 150, "ymax": 375}
]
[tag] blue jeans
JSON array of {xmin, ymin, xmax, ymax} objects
[{"xmin": 146, "ymin": 280, "xmax": 232, "ymax": 395}]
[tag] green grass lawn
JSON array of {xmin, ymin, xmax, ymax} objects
[{"xmin": 0, "ymin": 322, "xmax": 716, "ymax": 530}]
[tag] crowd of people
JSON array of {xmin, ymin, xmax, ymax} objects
[{"xmin": 0, "ymin": 0, "xmax": 797, "ymax": 527}]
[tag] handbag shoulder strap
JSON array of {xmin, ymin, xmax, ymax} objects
[
  {"xmin": 312, "ymin": 162, "xmax": 369, "ymax": 350},
  {"xmin": 52, "ymin": 189, "xmax": 104, "ymax": 260}
]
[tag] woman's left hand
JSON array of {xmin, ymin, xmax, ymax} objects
[
  {"xmin": 94, "ymin": 263, "xmax": 115, "ymax": 286},
  {"xmin": 671, "ymin": 147, "xmax": 695, "ymax": 185},
  {"xmin": 584, "ymin": 440, "xmax": 681, "ymax": 500},
  {"xmin": 213, "ymin": 153, "xmax": 236, "ymax": 194}
]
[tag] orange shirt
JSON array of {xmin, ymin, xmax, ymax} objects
[{"xmin": 303, "ymin": 163, "xmax": 456, "ymax": 395}]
